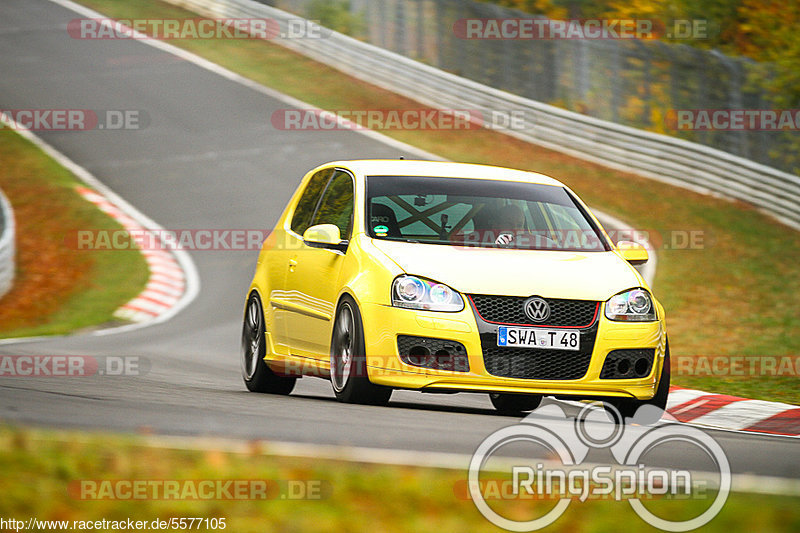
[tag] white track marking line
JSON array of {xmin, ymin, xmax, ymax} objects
[
  {"xmin": 690, "ymin": 399, "xmax": 800, "ymax": 432},
  {"xmin": 671, "ymin": 399, "xmax": 709, "ymax": 416},
  {"xmin": 666, "ymin": 388, "xmax": 710, "ymax": 410}
]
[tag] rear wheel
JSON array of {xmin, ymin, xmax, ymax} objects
[
  {"xmin": 241, "ymin": 293, "xmax": 296, "ymax": 394},
  {"xmin": 490, "ymin": 393, "xmax": 543, "ymax": 413},
  {"xmin": 330, "ymin": 295, "xmax": 392, "ymax": 405},
  {"xmin": 605, "ymin": 345, "xmax": 671, "ymax": 424}
]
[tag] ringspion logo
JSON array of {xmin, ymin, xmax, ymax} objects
[{"xmin": 468, "ymin": 404, "xmax": 730, "ymax": 531}]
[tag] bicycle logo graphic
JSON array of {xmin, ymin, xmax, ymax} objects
[{"xmin": 468, "ymin": 403, "xmax": 730, "ymax": 532}]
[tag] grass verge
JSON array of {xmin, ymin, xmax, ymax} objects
[
  {"xmin": 0, "ymin": 128, "xmax": 149, "ymax": 338},
  {"xmin": 1, "ymin": 425, "xmax": 798, "ymax": 533},
  {"xmin": 71, "ymin": 0, "xmax": 800, "ymax": 404}
]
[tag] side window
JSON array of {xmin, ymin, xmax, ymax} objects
[
  {"xmin": 545, "ymin": 204, "xmax": 584, "ymax": 231},
  {"xmin": 311, "ymin": 170, "xmax": 354, "ymax": 240},
  {"xmin": 290, "ymin": 168, "xmax": 334, "ymax": 235}
]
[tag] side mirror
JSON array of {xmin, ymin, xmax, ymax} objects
[
  {"xmin": 303, "ymin": 224, "xmax": 348, "ymax": 252},
  {"xmin": 617, "ymin": 240, "xmax": 649, "ymax": 265}
]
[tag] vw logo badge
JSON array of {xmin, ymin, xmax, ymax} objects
[{"xmin": 524, "ymin": 297, "xmax": 550, "ymax": 322}]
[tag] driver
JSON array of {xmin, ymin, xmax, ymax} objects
[{"xmin": 494, "ymin": 203, "xmax": 526, "ymax": 245}]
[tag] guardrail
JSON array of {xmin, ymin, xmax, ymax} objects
[
  {"xmin": 167, "ymin": 0, "xmax": 800, "ymax": 231},
  {"xmin": 0, "ymin": 188, "xmax": 16, "ymax": 299}
]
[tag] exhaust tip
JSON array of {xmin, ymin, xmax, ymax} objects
[{"xmin": 408, "ymin": 345, "xmax": 430, "ymax": 365}]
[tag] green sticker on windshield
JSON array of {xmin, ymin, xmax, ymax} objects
[{"xmin": 374, "ymin": 225, "xmax": 389, "ymax": 235}]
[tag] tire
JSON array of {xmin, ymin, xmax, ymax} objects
[
  {"xmin": 490, "ymin": 393, "xmax": 543, "ymax": 413},
  {"xmin": 330, "ymin": 295, "xmax": 392, "ymax": 405},
  {"xmin": 605, "ymin": 344, "xmax": 671, "ymax": 424},
  {"xmin": 241, "ymin": 293, "xmax": 296, "ymax": 394}
]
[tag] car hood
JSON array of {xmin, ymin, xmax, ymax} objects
[{"xmin": 371, "ymin": 240, "xmax": 643, "ymax": 301}]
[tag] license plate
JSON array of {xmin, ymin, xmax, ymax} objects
[{"xmin": 497, "ymin": 327, "xmax": 580, "ymax": 351}]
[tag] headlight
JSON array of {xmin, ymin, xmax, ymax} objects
[
  {"xmin": 605, "ymin": 288, "xmax": 657, "ymax": 322},
  {"xmin": 392, "ymin": 276, "xmax": 464, "ymax": 312}
]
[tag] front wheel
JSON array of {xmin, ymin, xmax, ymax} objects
[
  {"xmin": 490, "ymin": 393, "xmax": 543, "ymax": 413},
  {"xmin": 330, "ymin": 295, "xmax": 392, "ymax": 405},
  {"xmin": 241, "ymin": 293, "xmax": 296, "ymax": 394}
]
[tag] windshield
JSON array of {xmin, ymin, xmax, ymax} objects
[{"xmin": 365, "ymin": 176, "xmax": 610, "ymax": 252}]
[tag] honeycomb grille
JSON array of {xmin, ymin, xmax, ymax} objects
[
  {"xmin": 600, "ymin": 349, "xmax": 656, "ymax": 379},
  {"xmin": 397, "ymin": 335, "xmax": 469, "ymax": 372},
  {"xmin": 469, "ymin": 295, "xmax": 598, "ymax": 327},
  {"xmin": 481, "ymin": 328, "xmax": 596, "ymax": 380}
]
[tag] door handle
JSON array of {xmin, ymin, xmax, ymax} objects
[{"xmin": 288, "ymin": 258, "xmax": 298, "ymax": 272}]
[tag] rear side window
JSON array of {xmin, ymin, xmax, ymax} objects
[
  {"xmin": 311, "ymin": 170, "xmax": 355, "ymax": 240},
  {"xmin": 290, "ymin": 168, "xmax": 334, "ymax": 235}
]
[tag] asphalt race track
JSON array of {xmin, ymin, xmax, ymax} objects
[{"xmin": 0, "ymin": 0, "xmax": 798, "ymax": 482}]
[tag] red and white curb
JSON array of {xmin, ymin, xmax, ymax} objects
[
  {"xmin": 76, "ymin": 187, "xmax": 186, "ymax": 323},
  {"xmin": 0, "ymin": 113, "xmax": 199, "ymax": 341},
  {"xmin": 667, "ymin": 386, "xmax": 800, "ymax": 437}
]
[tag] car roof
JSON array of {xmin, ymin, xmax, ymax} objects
[{"xmin": 325, "ymin": 160, "xmax": 565, "ymax": 187}]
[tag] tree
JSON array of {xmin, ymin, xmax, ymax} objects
[{"xmin": 736, "ymin": 0, "xmax": 800, "ymax": 107}]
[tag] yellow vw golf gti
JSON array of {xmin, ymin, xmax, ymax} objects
[{"xmin": 242, "ymin": 160, "xmax": 669, "ymax": 418}]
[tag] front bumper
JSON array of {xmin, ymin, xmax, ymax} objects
[{"xmin": 360, "ymin": 301, "xmax": 667, "ymax": 401}]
